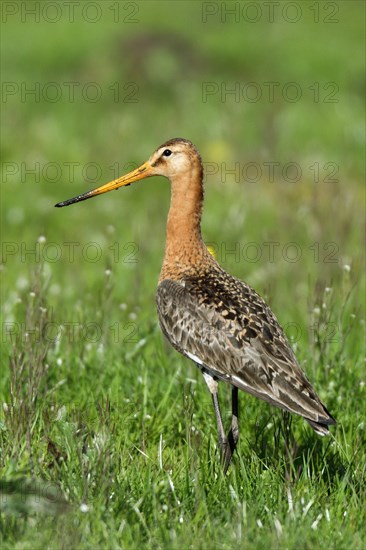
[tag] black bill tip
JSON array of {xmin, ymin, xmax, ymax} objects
[{"xmin": 54, "ymin": 190, "xmax": 94, "ymax": 208}]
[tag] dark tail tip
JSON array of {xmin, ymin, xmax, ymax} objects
[{"xmin": 306, "ymin": 409, "xmax": 336, "ymax": 436}]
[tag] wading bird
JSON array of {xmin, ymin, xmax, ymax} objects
[{"xmin": 56, "ymin": 138, "xmax": 336, "ymax": 472}]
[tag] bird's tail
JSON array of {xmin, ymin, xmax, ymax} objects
[{"xmin": 306, "ymin": 408, "xmax": 337, "ymax": 436}]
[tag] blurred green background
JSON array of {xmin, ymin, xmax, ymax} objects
[
  {"xmin": 1, "ymin": 1, "xmax": 365, "ymax": 548},
  {"xmin": 2, "ymin": 1, "xmax": 364, "ymax": 305}
]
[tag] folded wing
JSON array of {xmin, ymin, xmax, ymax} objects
[{"xmin": 156, "ymin": 272, "xmax": 336, "ymax": 432}]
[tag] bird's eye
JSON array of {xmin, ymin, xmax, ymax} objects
[{"xmin": 163, "ymin": 149, "xmax": 172, "ymax": 157}]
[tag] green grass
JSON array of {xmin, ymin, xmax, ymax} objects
[{"xmin": 1, "ymin": 1, "xmax": 365, "ymax": 548}]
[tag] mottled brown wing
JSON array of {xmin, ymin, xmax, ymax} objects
[{"xmin": 156, "ymin": 276, "xmax": 334, "ymax": 426}]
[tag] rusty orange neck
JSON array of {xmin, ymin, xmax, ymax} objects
[{"xmin": 160, "ymin": 164, "xmax": 211, "ymax": 281}]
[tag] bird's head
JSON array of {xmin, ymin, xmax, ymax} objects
[{"xmin": 55, "ymin": 138, "xmax": 202, "ymax": 208}]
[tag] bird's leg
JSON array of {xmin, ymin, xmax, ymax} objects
[
  {"xmin": 202, "ymin": 372, "xmax": 229, "ymax": 466},
  {"xmin": 211, "ymin": 391, "xmax": 229, "ymax": 463},
  {"xmin": 222, "ymin": 386, "xmax": 240, "ymax": 473}
]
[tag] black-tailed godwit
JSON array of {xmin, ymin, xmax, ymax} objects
[{"xmin": 56, "ymin": 138, "xmax": 336, "ymax": 472}]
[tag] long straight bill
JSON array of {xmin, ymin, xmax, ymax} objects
[{"xmin": 55, "ymin": 161, "xmax": 152, "ymax": 207}]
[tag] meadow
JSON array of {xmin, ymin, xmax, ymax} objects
[{"xmin": 1, "ymin": 1, "xmax": 365, "ymax": 548}]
